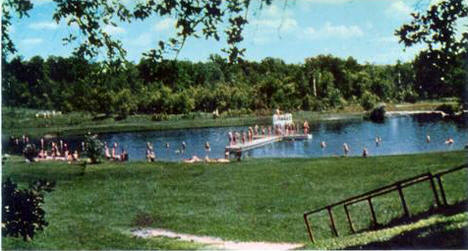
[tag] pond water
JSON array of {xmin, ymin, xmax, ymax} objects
[{"xmin": 5, "ymin": 114, "xmax": 468, "ymax": 161}]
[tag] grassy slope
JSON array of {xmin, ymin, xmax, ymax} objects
[
  {"xmin": 2, "ymin": 151, "xmax": 467, "ymax": 249},
  {"xmin": 2, "ymin": 100, "xmax": 454, "ymax": 137}
]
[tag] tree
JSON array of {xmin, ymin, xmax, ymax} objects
[
  {"xmin": 84, "ymin": 133, "xmax": 104, "ymax": 164},
  {"xmin": 2, "ymin": 0, "xmax": 273, "ymax": 64},
  {"xmin": 396, "ymin": 0, "xmax": 467, "ymax": 100},
  {"xmin": 2, "ymin": 178, "xmax": 55, "ymax": 241}
]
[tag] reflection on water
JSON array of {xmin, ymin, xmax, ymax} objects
[{"xmin": 4, "ymin": 114, "xmax": 468, "ymax": 161}]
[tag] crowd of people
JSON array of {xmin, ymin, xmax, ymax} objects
[
  {"xmin": 8, "ymin": 135, "xmax": 82, "ymax": 162},
  {"xmin": 8, "ymin": 130, "xmax": 459, "ymax": 164},
  {"xmin": 226, "ymin": 121, "xmax": 310, "ymax": 146},
  {"xmin": 104, "ymin": 142, "xmax": 129, "ymax": 161}
]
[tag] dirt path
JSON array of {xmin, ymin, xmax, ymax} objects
[{"xmin": 132, "ymin": 228, "xmax": 303, "ymax": 250}]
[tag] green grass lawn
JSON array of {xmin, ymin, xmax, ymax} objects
[{"xmin": 2, "ymin": 151, "xmax": 467, "ymax": 249}]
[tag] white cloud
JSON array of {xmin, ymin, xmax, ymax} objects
[
  {"xmin": 21, "ymin": 38, "xmax": 43, "ymax": 45},
  {"xmin": 154, "ymin": 18, "xmax": 176, "ymax": 32},
  {"xmin": 28, "ymin": 21, "xmax": 58, "ymax": 30},
  {"xmin": 103, "ymin": 25, "xmax": 126, "ymax": 35},
  {"xmin": 129, "ymin": 32, "xmax": 153, "ymax": 47},
  {"xmin": 304, "ymin": 22, "xmax": 364, "ymax": 39},
  {"xmin": 387, "ymin": 1, "xmax": 412, "ymax": 18},
  {"xmin": 251, "ymin": 17, "xmax": 298, "ymax": 32}
]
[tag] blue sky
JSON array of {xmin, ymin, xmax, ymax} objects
[{"xmin": 8, "ymin": 0, "xmax": 457, "ymax": 64}]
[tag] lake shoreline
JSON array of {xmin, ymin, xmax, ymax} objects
[{"xmin": 2, "ymin": 101, "xmax": 461, "ymax": 138}]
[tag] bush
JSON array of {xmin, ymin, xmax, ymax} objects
[
  {"xmin": 23, "ymin": 144, "xmax": 38, "ymax": 162},
  {"xmin": 368, "ymin": 104, "xmax": 386, "ymax": 122},
  {"xmin": 436, "ymin": 103, "xmax": 458, "ymax": 116},
  {"xmin": 84, "ymin": 133, "xmax": 104, "ymax": 164},
  {"xmin": 151, "ymin": 113, "xmax": 169, "ymax": 121},
  {"xmin": 2, "ymin": 178, "xmax": 55, "ymax": 241}
]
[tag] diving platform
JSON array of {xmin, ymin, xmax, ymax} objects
[
  {"xmin": 226, "ymin": 134, "xmax": 312, "ymax": 153},
  {"xmin": 225, "ymin": 111, "xmax": 312, "ymax": 153}
]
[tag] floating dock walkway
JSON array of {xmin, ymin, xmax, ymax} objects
[{"xmin": 225, "ymin": 134, "xmax": 312, "ymax": 153}]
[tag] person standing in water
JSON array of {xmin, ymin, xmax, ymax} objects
[
  {"xmin": 181, "ymin": 141, "xmax": 186, "ymax": 153},
  {"xmin": 362, "ymin": 147, "xmax": 368, "ymax": 158},
  {"xmin": 303, "ymin": 120, "xmax": 310, "ymax": 135},
  {"xmin": 320, "ymin": 141, "xmax": 327, "ymax": 149},
  {"xmin": 343, "ymin": 143, "xmax": 350, "ymax": 156},
  {"xmin": 205, "ymin": 141, "xmax": 211, "ymax": 157},
  {"xmin": 426, "ymin": 135, "xmax": 431, "ymax": 143}
]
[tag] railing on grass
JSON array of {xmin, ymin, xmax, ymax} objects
[{"xmin": 303, "ymin": 164, "xmax": 468, "ymax": 242}]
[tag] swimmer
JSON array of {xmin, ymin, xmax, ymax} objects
[
  {"xmin": 146, "ymin": 142, "xmax": 155, "ymax": 162},
  {"xmin": 181, "ymin": 141, "xmax": 186, "ymax": 152},
  {"xmin": 303, "ymin": 120, "xmax": 310, "ymax": 135},
  {"xmin": 225, "ymin": 149, "xmax": 230, "ymax": 159},
  {"xmin": 445, "ymin": 138, "xmax": 454, "ymax": 145},
  {"xmin": 228, "ymin": 131, "xmax": 233, "ymax": 145},
  {"xmin": 375, "ymin": 137, "xmax": 380, "ymax": 147},
  {"xmin": 343, "ymin": 143, "xmax": 350, "ymax": 156},
  {"xmin": 426, "ymin": 135, "xmax": 431, "ymax": 143},
  {"xmin": 320, "ymin": 141, "xmax": 326, "ymax": 149},
  {"xmin": 362, "ymin": 147, "xmax": 368, "ymax": 158},
  {"xmin": 112, "ymin": 142, "xmax": 120, "ymax": 160},
  {"xmin": 165, "ymin": 142, "xmax": 170, "ymax": 149},
  {"xmin": 205, "ymin": 141, "xmax": 211, "ymax": 153}
]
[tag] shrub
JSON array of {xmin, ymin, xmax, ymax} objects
[
  {"xmin": 435, "ymin": 103, "xmax": 458, "ymax": 116},
  {"xmin": 84, "ymin": 133, "xmax": 104, "ymax": 164},
  {"xmin": 151, "ymin": 113, "xmax": 169, "ymax": 121},
  {"xmin": 2, "ymin": 178, "xmax": 55, "ymax": 241},
  {"xmin": 369, "ymin": 104, "xmax": 386, "ymax": 122}
]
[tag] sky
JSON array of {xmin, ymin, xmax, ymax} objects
[{"xmin": 7, "ymin": 0, "xmax": 463, "ymax": 65}]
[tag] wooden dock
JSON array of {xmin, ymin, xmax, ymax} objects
[{"xmin": 226, "ymin": 134, "xmax": 312, "ymax": 153}]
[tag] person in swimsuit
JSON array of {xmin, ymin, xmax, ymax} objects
[
  {"xmin": 146, "ymin": 142, "xmax": 155, "ymax": 162},
  {"xmin": 343, "ymin": 143, "xmax": 350, "ymax": 156}
]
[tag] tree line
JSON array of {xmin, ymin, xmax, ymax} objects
[{"xmin": 2, "ymin": 53, "xmax": 463, "ymax": 118}]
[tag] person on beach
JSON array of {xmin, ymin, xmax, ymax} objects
[
  {"xmin": 120, "ymin": 147, "xmax": 129, "ymax": 161},
  {"xmin": 40, "ymin": 137, "xmax": 45, "ymax": 150},
  {"xmin": 72, "ymin": 150, "xmax": 80, "ymax": 161},
  {"xmin": 183, "ymin": 155, "xmax": 202, "ymax": 163},
  {"xmin": 254, "ymin": 124, "xmax": 259, "ymax": 135},
  {"xmin": 426, "ymin": 135, "xmax": 431, "ymax": 143},
  {"xmin": 104, "ymin": 142, "xmax": 111, "ymax": 159},
  {"xmin": 303, "ymin": 120, "xmax": 310, "ymax": 135},
  {"xmin": 261, "ymin": 126, "xmax": 266, "ymax": 136},
  {"xmin": 146, "ymin": 142, "xmax": 155, "ymax": 162},
  {"xmin": 225, "ymin": 149, "xmax": 230, "ymax": 159},
  {"xmin": 241, "ymin": 131, "xmax": 246, "ymax": 144},
  {"xmin": 343, "ymin": 143, "xmax": 350, "ymax": 156},
  {"xmin": 112, "ymin": 142, "xmax": 120, "ymax": 160},
  {"xmin": 268, "ymin": 126, "xmax": 272, "ymax": 137}
]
